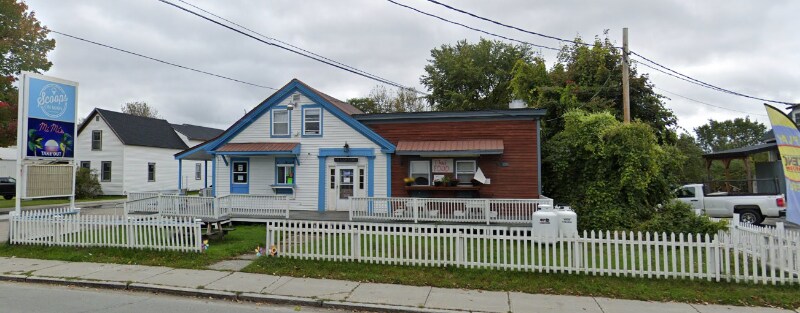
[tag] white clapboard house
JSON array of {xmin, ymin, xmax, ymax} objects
[
  {"xmin": 177, "ymin": 79, "xmax": 394, "ymax": 211},
  {"xmin": 76, "ymin": 108, "xmax": 223, "ymax": 195}
]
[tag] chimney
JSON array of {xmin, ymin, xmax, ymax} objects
[{"xmin": 509, "ymin": 99, "xmax": 526, "ymax": 109}]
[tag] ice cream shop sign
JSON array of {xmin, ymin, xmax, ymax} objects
[{"xmin": 19, "ymin": 73, "xmax": 77, "ymax": 159}]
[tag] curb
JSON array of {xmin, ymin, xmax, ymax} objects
[{"xmin": 0, "ymin": 274, "xmax": 458, "ymax": 313}]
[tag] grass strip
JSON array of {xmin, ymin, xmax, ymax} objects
[{"xmin": 0, "ymin": 225, "xmax": 265, "ymax": 269}]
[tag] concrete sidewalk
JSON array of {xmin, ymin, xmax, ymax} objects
[{"xmin": 0, "ymin": 257, "xmax": 796, "ymax": 313}]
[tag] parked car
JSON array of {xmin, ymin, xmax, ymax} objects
[
  {"xmin": 675, "ymin": 184, "xmax": 786, "ymax": 224},
  {"xmin": 0, "ymin": 177, "xmax": 15, "ymax": 200}
]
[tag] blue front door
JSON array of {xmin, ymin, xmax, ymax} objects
[{"xmin": 230, "ymin": 158, "xmax": 249, "ymax": 194}]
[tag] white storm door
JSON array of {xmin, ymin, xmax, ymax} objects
[{"xmin": 335, "ymin": 167, "xmax": 356, "ymax": 210}]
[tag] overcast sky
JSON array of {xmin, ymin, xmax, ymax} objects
[{"xmin": 24, "ymin": 0, "xmax": 799, "ymax": 133}]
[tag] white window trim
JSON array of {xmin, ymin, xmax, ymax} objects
[
  {"xmin": 195, "ymin": 163, "xmax": 202, "ymax": 180},
  {"xmin": 271, "ymin": 109, "xmax": 290, "ymax": 136},
  {"xmin": 276, "ymin": 163, "xmax": 295, "ymax": 185},
  {"xmin": 302, "ymin": 107, "xmax": 322, "ymax": 136},
  {"xmin": 147, "ymin": 163, "xmax": 156, "ymax": 182},
  {"xmin": 232, "ymin": 161, "xmax": 248, "ymax": 184},
  {"xmin": 101, "ymin": 161, "xmax": 112, "ymax": 182},
  {"xmin": 91, "ymin": 130, "xmax": 102, "ymax": 151},
  {"xmin": 409, "ymin": 160, "xmax": 431, "ymax": 186}
]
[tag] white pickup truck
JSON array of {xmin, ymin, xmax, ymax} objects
[{"xmin": 675, "ymin": 184, "xmax": 786, "ymax": 224}]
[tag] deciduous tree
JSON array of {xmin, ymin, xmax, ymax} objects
[
  {"xmin": 421, "ymin": 38, "xmax": 534, "ymax": 111},
  {"xmin": 347, "ymin": 85, "xmax": 427, "ymax": 114},
  {"xmin": 121, "ymin": 101, "xmax": 160, "ymax": 119},
  {"xmin": 0, "ymin": 0, "xmax": 55, "ymax": 146},
  {"xmin": 694, "ymin": 117, "xmax": 766, "ymax": 153}
]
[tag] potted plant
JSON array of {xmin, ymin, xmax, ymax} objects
[
  {"xmin": 450, "ymin": 178, "xmax": 460, "ymax": 187},
  {"xmin": 440, "ymin": 176, "xmax": 450, "ymax": 187},
  {"xmin": 403, "ymin": 177, "xmax": 414, "ymax": 186},
  {"xmin": 434, "ymin": 177, "xmax": 444, "ymax": 187}
]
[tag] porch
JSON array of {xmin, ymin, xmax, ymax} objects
[{"xmin": 123, "ymin": 193, "xmax": 553, "ymax": 225}]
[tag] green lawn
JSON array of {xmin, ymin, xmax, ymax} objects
[
  {"xmin": 0, "ymin": 195, "xmax": 127, "ymax": 209},
  {"xmin": 0, "ymin": 224, "xmax": 266, "ymax": 269},
  {"xmin": 243, "ymin": 257, "xmax": 800, "ymax": 309}
]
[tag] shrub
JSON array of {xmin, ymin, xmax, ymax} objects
[
  {"xmin": 637, "ymin": 201, "xmax": 728, "ymax": 235},
  {"xmin": 75, "ymin": 167, "xmax": 102, "ymax": 199}
]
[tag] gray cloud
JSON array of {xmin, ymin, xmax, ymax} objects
[{"xmin": 26, "ymin": 0, "xmax": 799, "ymax": 132}]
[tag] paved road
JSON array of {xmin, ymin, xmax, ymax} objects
[{"xmin": 0, "ymin": 281, "xmax": 348, "ymax": 313}]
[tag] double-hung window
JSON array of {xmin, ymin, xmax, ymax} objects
[
  {"xmin": 101, "ymin": 161, "xmax": 112, "ymax": 182},
  {"xmin": 409, "ymin": 160, "xmax": 431, "ymax": 185},
  {"xmin": 232, "ymin": 161, "xmax": 248, "ymax": 184},
  {"xmin": 303, "ymin": 107, "xmax": 321, "ymax": 136},
  {"xmin": 195, "ymin": 163, "xmax": 202, "ymax": 180},
  {"xmin": 272, "ymin": 109, "xmax": 289, "ymax": 136},
  {"xmin": 91, "ymin": 130, "xmax": 102, "ymax": 151},
  {"xmin": 455, "ymin": 160, "xmax": 477, "ymax": 184},
  {"xmin": 147, "ymin": 163, "xmax": 156, "ymax": 182},
  {"xmin": 276, "ymin": 158, "xmax": 295, "ymax": 185}
]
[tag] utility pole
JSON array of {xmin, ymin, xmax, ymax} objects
[{"xmin": 622, "ymin": 27, "xmax": 631, "ymax": 123}]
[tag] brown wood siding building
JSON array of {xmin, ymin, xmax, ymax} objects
[{"xmin": 362, "ymin": 119, "xmax": 540, "ymax": 199}]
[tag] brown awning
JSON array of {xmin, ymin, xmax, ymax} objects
[
  {"xmin": 396, "ymin": 139, "xmax": 504, "ymax": 156},
  {"xmin": 217, "ymin": 142, "xmax": 300, "ymax": 154}
]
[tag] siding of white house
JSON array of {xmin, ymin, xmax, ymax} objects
[
  {"xmin": 76, "ymin": 115, "xmax": 125, "ymax": 195},
  {"xmin": 215, "ymin": 92, "xmax": 388, "ymax": 211}
]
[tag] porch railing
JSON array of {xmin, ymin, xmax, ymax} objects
[
  {"xmin": 157, "ymin": 195, "xmax": 219, "ymax": 220},
  {"xmin": 124, "ymin": 194, "xmax": 289, "ymax": 220},
  {"xmin": 218, "ymin": 194, "xmax": 289, "ymax": 218},
  {"xmin": 349, "ymin": 196, "xmax": 554, "ymax": 224}
]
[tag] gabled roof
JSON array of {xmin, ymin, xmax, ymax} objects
[
  {"xmin": 78, "ymin": 109, "xmax": 189, "ymax": 150},
  {"xmin": 176, "ymin": 79, "xmax": 394, "ymax": 159},
  {"xmin": 171, "ymin": 124, "xmax": 224, "ymax": 141}
]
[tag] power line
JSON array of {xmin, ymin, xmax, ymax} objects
[
  {"xmin": 50, "ymin": 30, "xmax": 277, "ymax": 90},
  {"xmin": 423, "ymin": 0, "xmax": 590, "ymax": 47},
  {"xmin": 653, "ymin": 86, "xmax": 767, "ymax": 117},
  {"xmin": 385, "ymin": 0, "xmax": 559, "ymax": 51},
  {"xmin": 632, "ymin": 51, "xmax": 796, "ymax": 106},
  {"xmin": 158, "ymin": 0, "xmax": 422, "ymax": 93},
  {"xmin": 410, "ymin": 0, "xmax": 797, "ymax": 106},
  {"xmin": 175, "ymin": 0, "xmax": 404, "ymax": 91}
]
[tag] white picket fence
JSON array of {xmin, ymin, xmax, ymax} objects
[
  {"xmin": 266, "ymin": 219, "xmax": 800, "ymax": 285},
  {"xmin": 124, "ymin": 194, "xmax": 290, "ymax": 220},
  {"xmin": 9, "ymin": 208, "xmax": 202, "ymax": 252},
  {"xmin": 349, "ymin": 197, "xmax": 554, "ymax": 224}
]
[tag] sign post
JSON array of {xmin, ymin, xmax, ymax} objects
[{"xmin": 15, "ymin": 72, "xmax": 79, "ymax": 214}]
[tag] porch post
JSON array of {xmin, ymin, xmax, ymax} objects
[
  {"xmin": 211, "ymin": 155, "xmax": 217, "ymax": 197},
  {"xmin": 204, "ymin": 160, "xmax": 208, "ymax": 189},
  {"xmin": 178, "ymin": 159, "xmax": 183, "ymax": 192}
]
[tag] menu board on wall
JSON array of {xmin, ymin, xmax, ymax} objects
[{"xmin": 432, "ymin": 159, "xmax": 453, "ymax": 173}]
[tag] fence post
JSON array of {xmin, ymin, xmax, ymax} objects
[
  {"xmin": 349, "ymin": 197, "xmax": 354, "ymax": 221},
  {"xmin": 352, "ymin": 226, "xmax": 361, "ymax": 260},
  {"xmin": 8, "ymin": 211, "xmax": 16, "ymax": 244},
  {"xmin": 412, "ymin": 198, "xmax": 419, "ymax": 223},
  {"xmin": 266, "ymin": 222, "xmax": 273, "ymax": 251},
  {"xmin": 708, "ymin": 234, "xmax": 719, "ymax": 280},
  {"xmin": 284, "ymin": 197, "xmax": 290, "ymax": 219},
  {"xmin": 194, "ymin": 218, "xmax": 203, "ymax": 252},
  {"xmin": 456, "ymin": 231, "xmax": 465, "ymax": 267},
  {"xmin": 484, "ymin": 199, "xmax": 490, "ymax": 225}
]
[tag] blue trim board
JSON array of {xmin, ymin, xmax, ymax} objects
[
  {"xmin": 317, "ymin": 156, "xmax": 327, "ymax": 212},
  {"xmin": 317, "ymin": 147, "xmax": 376, "ymax": 211},
  {"xmin": 211, "ymin": 155, "xmax": 216, "ymax": 197},
  {"xmin": 270, "ymin": 105, "xmax": 291, "ymax": 138},
  {"xmin": 178, "ymin": 159, "xmax": 183, "ymax": 190},
  {"xmin": 301, "ymin": 104, "xmax": 323, "ymax": 137},
  {"xmin": 386, "ymin": 153, "xmax": 392, "ymax": 197}
]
